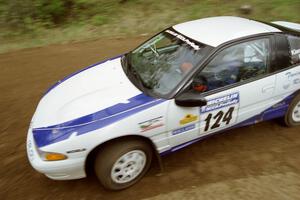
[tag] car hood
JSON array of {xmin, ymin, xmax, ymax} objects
[
  {"xmin": 31, "ymin": 56, "xmax": 166, "ymax": 148},
  {"xmin": 32, "ymin": 56, "xmax": 145, "ymax": 129}
]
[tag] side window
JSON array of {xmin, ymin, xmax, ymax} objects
[
  {"xmin": 287, "ymin": 35, "xmax": 300, "ymax": 65},
  {"xmin": 192, "ymin": 38, "xmax": 270, "ymax": 92}
]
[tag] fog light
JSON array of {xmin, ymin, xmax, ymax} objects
[{"xmin": 44, "ymin": 152, "xmax": 67, "ymax": 161}]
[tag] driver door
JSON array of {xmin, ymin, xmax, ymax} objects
[{"xmin": 167, "ymin": 37, "xmax": 276, "ymax": 147}]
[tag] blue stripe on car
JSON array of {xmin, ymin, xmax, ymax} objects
[{"xmin": 33, "ymin": 94, "xmax": 165, "ymax": 148}]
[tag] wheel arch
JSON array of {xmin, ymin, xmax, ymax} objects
[
  {"xmin": 284, "ymin": 89, "xmax": 300, "ymax": 125},
  {"xmin": 84, "ymin": 135, "xmax": 163, "ymax": 177}
]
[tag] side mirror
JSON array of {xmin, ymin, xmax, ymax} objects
[{"xmin": 175, "ymin": 93, "xmax": 207, "ymax": 107}]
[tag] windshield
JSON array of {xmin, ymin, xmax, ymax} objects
[{"xmin": 124, "ymin": 29, "xmax": 210, "ymax": 97}]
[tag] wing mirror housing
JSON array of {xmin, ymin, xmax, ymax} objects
[{"xmin": 175, "ymin": 93, "xmax": 207, "ymax": 107}]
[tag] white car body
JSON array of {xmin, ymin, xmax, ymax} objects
[{"xmin": 27, "ymin": 16, "xmax": 300, "ymax": 180}]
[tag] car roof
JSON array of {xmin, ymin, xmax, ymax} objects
[{"xmin": 173, "ymin": 16, "xmax": 281, "ymax": 47}]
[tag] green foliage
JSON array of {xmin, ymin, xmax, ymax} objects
[
  {"xmin": 35, "ymin": 0, "xmax": 69, "ymax": 23},
  {"xmin": 0, "ymin": 0, "xmax": 299, "ymax": 53},
  {"xmin": 0, "ymin": 0, "xmax": 112, "ymax": 33},
  {"xmin": 90, "ymin": 15, "xmax": 108, "ymax": 26},
  {"xmin": 1, "ymin": 0, "xmax": 299, "ymax": 33}
]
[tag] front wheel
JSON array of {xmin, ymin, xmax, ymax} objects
[
  {"xmin": 284, "ymin": 93, "xmax": 300, "ymax": 126},
  {"xmin": 94, "ymin": 139, "xmax": 153, "ymax": 190}
]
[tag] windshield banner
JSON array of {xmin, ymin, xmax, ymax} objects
[{"xmin": 165, "ymin": 30, "xmax": 200, "ymax": 50}]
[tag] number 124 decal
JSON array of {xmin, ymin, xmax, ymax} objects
[{"xmin": 200, "ymin": 106, "xmax": 238, "ymax": 133}]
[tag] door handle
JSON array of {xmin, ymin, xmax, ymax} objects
[{"xmin": 262, "ymin": 85, "xmax": 274, "ymax": 93}]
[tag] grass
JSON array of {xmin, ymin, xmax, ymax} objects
[{"xmin": 1, "ymin": 0, "xmax": 300, "ymax": 53}]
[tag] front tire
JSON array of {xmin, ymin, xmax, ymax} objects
[
  {"xmin": 94, "ymin": 139, "xmax": 153, "ymax": 190},
  {"xmin": 284, "ymin": 93, "xmax": 300, "ymax": 127}
]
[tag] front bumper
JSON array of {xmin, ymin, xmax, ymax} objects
[{"xmin": 26, "ymin": 128, "xmax": 86, "ymax": 180}]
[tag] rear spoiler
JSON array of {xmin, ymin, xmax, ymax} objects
[{"xmin": 271, "ymin": 21, "xmax": 300, "ymax": 32}]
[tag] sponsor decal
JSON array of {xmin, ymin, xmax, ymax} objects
[
  {"xmin": 286, "ymin": 71, "xmax": 300, "ymax": 79},
  {"xmin": 200, "ymin": 92, "xmax": 239, "ymax": 113},
  {"xmin": 200, "ymin": 93, "xmax": 240, "ymax": 133},
  {"xmin": 283, "ymin": 71, "xmax": 300, "ymax": 89},
  {"xmin": 139, "ymin": 116, "xmax": 164, "ymax": 132},
  {"xmin": 165, "ymin": 30, "xmax": 200, "ymax": 50},
  {"xmin": 180, "ymin": 114, "xmax": 198, "ymax": 125},
  {"xmin": 172, "ymin": 124, "xmax": 196, "ymax": 135},
  {"xmin": 66, "ymin": 148, "xmax": 86, "ymax": 154}
]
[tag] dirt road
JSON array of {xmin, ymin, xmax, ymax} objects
[{"xmin": 1, "ymin": 37, "xmax": 300, "ymax": 200}]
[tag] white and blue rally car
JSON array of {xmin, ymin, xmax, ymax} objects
[{"xmin": 27, "ymin": 16, "xmax": 300, "ymax": 190}]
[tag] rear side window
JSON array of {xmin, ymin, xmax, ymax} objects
[
  {"xmin": 287, "ymin": 35, "xmax": 300, "ymax": 65},
  {"xmin": 271, "ymin": 34, "xmax": 290, "ymax": 72}
]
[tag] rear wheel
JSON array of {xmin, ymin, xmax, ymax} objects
[
  {"xmin": 94, "ymin": 139, "xmax": 153, "ymax": 190},
  {"xmin": 284, "ymin": 93, "xmax": 300, "ymax": 126}
]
